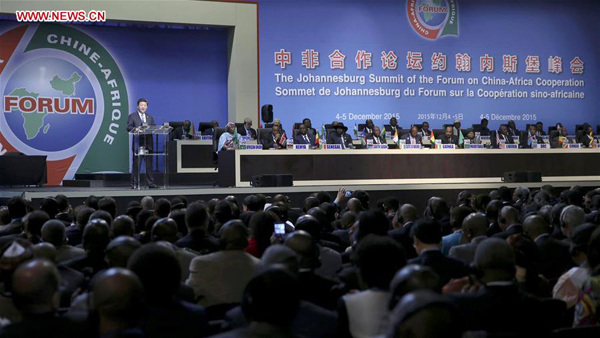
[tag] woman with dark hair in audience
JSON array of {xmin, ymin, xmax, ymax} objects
[{"xmin": 245, "ymin": 211, "xmax": 275, "ymax": 258}]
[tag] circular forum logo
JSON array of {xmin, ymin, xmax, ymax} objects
[
  {"xmin": 0, "ymin": 23, "xmax": 130, "ymax": 183},
  {"xmin": 407, "ymin": 0, "xmax": 459, "ymax": 40},
  {"xmin": 3, "ymin": 57, "xmax": 96, "ymax": 152}
]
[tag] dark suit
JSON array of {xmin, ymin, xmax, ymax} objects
[
  {"xmin": 448, "ymin": 236, "xmax": 487, "ymax": 265},
  {"xmin": 493, "ymin": 224, "xmax": 523, "ymax": 239},
  {"xmin": 0, "ymin": 219, "xmax": 23, "ymax": 237},
  {"xmin": 493, "ymin": 132, "xmax": 515, "ymax": 148},
  {"xmin": 172, "ymin": 126, "xmax": 193, "ymax": 140},
  {"xmin": 174, "ymin": 229, "xmax": 220, "ymax": 255},
  {"xmin": 521, "ymin": 134, "xmax": 544, "ymax": 148},
  {"xmin": 326, "ymin": 133, "xmax": 353, "ymax": 149},
  {"xmin": 407, "ymin": 249, "xmax": 468, "ymax": 286},
  {"xmin": 535, "ymin": 234, "xmax": 574, "ymax": 282},
  {"xmin": 578, "ymin": 134, "xmax": 595, "ymax": 147},
  {"xmin": 237, "ymin": 125, "xmax": 257, "ymax": 139},
  {"xmin": 294, "ymin": 133, "xmax": 315, "ymax": 146},
  {"xmin": 369, "ymin": 134, "xmax": 386, "ymax": 145},
  {"xmin": 447, "ymin": 284, "xmax": 546, "ymax": 334},
  {"xmin": 400, "ymin": 133, "xmax": 422, "ymax": 145},
  {"xmin": 127, "ymin": 111, "xmax": 156, "ymax": 186},
  {"xmin": 261, "ymin": 133, "xmax": 286, "ymax": 149},
  {"xmin": 478, "ymin": 127, "xmax": 491, "ymax": 136},
  {"xmin": 388, "ymin": 222, "xmax": 417, "ymax": 259},
  {"xmin": 439, "ymin": 134, "xmax": 458, "ymax": 145}
]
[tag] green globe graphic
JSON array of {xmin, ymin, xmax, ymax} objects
[
  {"xmin": 3, "ymin": 57, "xmax": 96, "ymax": 152},
  {"xmin": 417, "ymin": 0, "xmax": 448, "ymax": 27}
]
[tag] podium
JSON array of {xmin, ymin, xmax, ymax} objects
[{"xmin": 130, "ymin": 125, "xmax": 172, "ymax": 189}]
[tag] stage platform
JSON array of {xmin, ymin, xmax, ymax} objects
[{"xmin": 2, "ymin": 179, "xmax": 598, "ymax": 214}]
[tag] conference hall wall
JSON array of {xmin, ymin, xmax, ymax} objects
[
  {"xmin": 0, "ymin": 20, "xmax": 229, "ymax": 184},
  {"xmin": 259, "ymin": 0, "xmax": 600, "ymax": 133}
]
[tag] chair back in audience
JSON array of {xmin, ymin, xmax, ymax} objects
[
  {"xmin": 199, "ymin": 122, "xmax": 214, "ymax": 133},
  {"xmin": 169, "ymin": 121, "xmax": 185, "ymax": 140}
]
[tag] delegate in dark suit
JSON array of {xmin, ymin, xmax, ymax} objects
[
  {"xmin": 237, "ymin": 125, "xmax": 257, "ymax": 139},
  {"xmin": 400, "ymin": 133, "xmax": 422, "ymax": 145},
  {"xmin": 407, "ymin": 250, "xmax": 468, "ymax": 286},
  {"xmin": 127, "ymin": 109, "xmax": 156, "ymax": 187},
  {"xmin": 327, "ymin": 125, "xmax": 354, "ymax": 149},
  {"xmin": 520, "ymin": 134, "xmax": 544, "ymax": 148},
  {"xmin": 439, "ymin": 134, "xmax": 458, "ymax": 145},
  {"xmin": 294, "ymin": 133, "xmax": 315, "ymax": 146}
]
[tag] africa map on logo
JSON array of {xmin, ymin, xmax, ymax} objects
[
  {"xmin": 419, "ymin": 0, "xmax": 448, "ymax": 27},
  {"xmin": 8, "ymin": 72, "xmax": 82, "ymax": 140}
]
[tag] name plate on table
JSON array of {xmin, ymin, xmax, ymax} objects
[
  {"xmin": 293, "ymin": 144, "xmax": 310, "ymax": 150},
  {"xmin": 466, "ymin": 144, "xmax": 485, "ymax": 149},
  {"xmin": 536, "ymin": 143, "xmax": 550, "ymax": 149},
  {"xmin": 512, "ymin": 136, "xmax": 520, "ymax": 143},
  {"xmin": 402, "ymin": 144, "xmax": 421, "ymax": 149},
  {"xmin": 567, "ymin": 143, "xmax": 581, "ymax": 149},
  {"xmin": 239, "ymin": 144, "xmax": 263, "ymax": 150},
  {"xmin": 440, "ymin": 144, "xmax": 455, "ymax": 149},
  {"xmin": 325, "ymin": 144, "xmax": 342, "ymax": 150},
  {"xmin": 541, "ymin": 135, "xmax": 550, "ymax": 144},
  {"xmin": 480, "ymin": 136, "xmax": 491, "ymax": 145},
  {"xmin": 501, "ymin": 144, "xmax": 519, "ymax": 149},
  {"xmin": 200, "ymin": 135, "xmax": 213, "ymax": 141},
  {"xmin": 370, "ymin": 144, "xmax": 389, "ymax": 149}
]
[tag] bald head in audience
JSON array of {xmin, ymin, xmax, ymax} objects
[
  {"xmin": 462, "ymin": 213, "xmax": 488, "ymax": 243},
  {"xmin": 523, "ymin": 215, "xmax": 549, "ymax": 240},
  {"xmin": 93, "ymin": 268, "xmax": 145, "ymax": 335},
  {"xmin": 151, "ymin": 217, "xmax": 179, "ymax": 243},
  {"xmin": 12, "ymin": 259, "xmax": 60, "ymax": 315},
  {"xmin": 498, "ymin": 206, "xmax": 519, "ymax": 231},
  {"xmin": 474, "ymin": 238, "xmax": 516, "ymax": 283},
  {"xmin": 220, "ymin": 220, "xmax": 249, "ymax": 250}
]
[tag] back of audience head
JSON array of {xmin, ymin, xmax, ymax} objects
[
  {"xmin": 295, "ymin": 215, "xmax": 322, "ymax": 241},
  {"xmin": 472, "ymin": 194, "xmax": 491, "ymax": 213},
  {"xmin": 98, "ymin": 196, "xmax": 117, "ymax": 219},
  {"xmin": 127, "ymin": 243, "xmax": 181, "ymax": 305},
  {"xmin": 92, "ymin": 268, "xmax": 145, "ymax": 334},
  {"xmin": 75, "ymin": 205, "xmax": 94, "ymax": 229},
  {"xmin": 523, "ymin": 215, "xmax": 549, "ymax": 240},
  {"xmin": 285, "ymin": 231, "xmax": 320, "ymax": 270},
  {"xmin": 498, "ymin": 206, "xmax": 519, "ymax": 231},
  {"xmin": 387, "ymin": 290, "xmax": 463, "ymax": 338},
  {"xmin": 185, "ymin": 201, "xmax": 210, "ymax": 232},
  {"xmin": 249, "ymin": 211, "xmax": 275, "ymax": 257},
  {"xmin": 39, "ymin": 197, "xmax": 59, "ymax": 219},
  {"xmin": 513, "ymin": 186, "xmax": 530, "ymax": 203},
  {"xmin": 354, "ymin": 234, "xmax": 406, "ymax": 290},
  {"xmin": 498, "ymin": 186, "xmax": 512, "ymax": 203},
  {"xmin": 356, "ymin": 210, "xmax": 390, "ymax": 243},
  {"xmin": 154, "ymin": 198, "xmax": 171, "ymax": 218},
  {"xmin": 560, "ymin": 205, "xmax": 585, "ymax": 237},
  {"xmin": 450, "ymin": 205, "xmax": 474, "ymax": 231},
  {"xmin": 12, "ymin": 259, "xmax": 60, "ymax": 315},
  {"xmin": 260, "ymin": 245, "xmax": 300, "ymax": 275},
  {"xmin": 315, "ymin": 191, "xmax": 332, "ymax": 204},
  {"xmin": 411, "ymin": 218, "xmax": 442, "ymax": 253},
  {"xmin": 151, "ymin": 217, "xmax": 179, "ymax": 243},
  {"xmin": 32, "ymin": 242, "xmax": 57, "ymax": 262},
  {"xmin": 219, "ymin": 220, "xmax": 249, "ymax": 250},
  {"xmin": 570, "ymin": 224, "xmax": 598, "ymax": 266},
  {"xmin": 110, "ymin": 215, "xmax": 135, "ymax": 239},
  {"xmin": 25, "ymin": 210, "xmax": 50, "ymax": 241},
  {"xmin": 346, "ymin": 198, "xmax": 364, "ymax": 213},
  {"xmin": 243, "ymin": 195, "xmax": 261, "ymax": 212},
  {"xmin": 54, "ymin": 194, "xmax": 70, "ymax": 213},
  {"xmin": 105, "ymin": 236, "xmax": 141, "ymax": 268},
  {"xmin": 399, "ymin": 204, "xmax": 418, "ymax": 226},
  {"xmin": 462, "ymin": 213, "xmax": 488, "ymax": 241},
  {"xmin": 352, "ymin": 190, "xmax": 370, "ymax": 210},
  {"xmin": 241, "ymin": 267, "xmax": 300, "ymax": 328},
  {"xmin": 0, "ymin": 206, "xmax": 10, "ymax": 225},
  {"xmin": 83, "ymin": 218, "xmax": 110, "ymax": 256},
  {"xmin": 41, "ymin": 219, "xmax": 66, "ymax": 247},
  {"xmin": 588, "ymin": 226, "xmax": 600, "ymax": 274},
  {"xmin": 474, "ymin": 238, "xmax": 515, "ymax": 283},
  {"xmin": 303, "ymin": 196, "xmax": 320, "ymax": 213},
  {"xmin": 168, "ymin": 208, "xmax": 188, "ymax": 236},
  {"xmin": 424, "ymin": 197, "xmax": 449, "ymax": 219},
  {"xmin": 90, "ymin": 209, "xmax": 113, "ymax": 226},
  {"xmin": 389, "ymin": 265, "xmax": 441, "ymax": 310},
  {"xmin": 140, "ymin": 196, "xmax": 154, "ymax": 211},
  {"xmin": 85, "ymin": 195, "xmax": 100, "ymax": 210}
]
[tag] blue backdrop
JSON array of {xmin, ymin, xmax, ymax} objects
[{"xmin": 258, "ymin": 0, "xmax": 600, "ymax": 133}]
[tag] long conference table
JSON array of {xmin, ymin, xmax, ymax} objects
[{"xmin": 217, "ymin": 148, "xmax": 600, "ymax": 187}]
